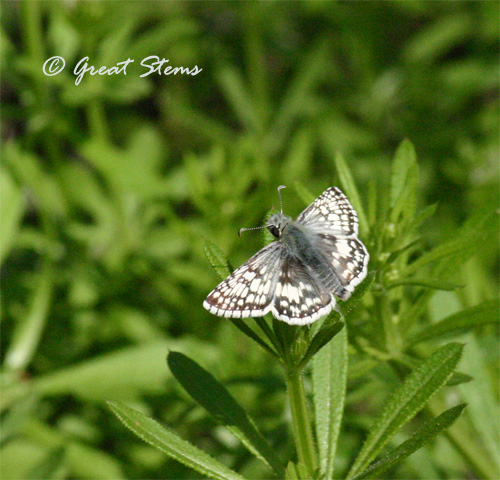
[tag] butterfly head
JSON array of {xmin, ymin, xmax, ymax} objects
[
  {"xmin": 239, "ymin": 185, "xmax": 291, "ymax": 238},
  {"xmin": 267, "ymin": 212, "xmax": 291, "ymax": 238}
]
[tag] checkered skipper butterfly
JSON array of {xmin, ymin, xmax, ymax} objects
[{"xmin": 203, "ymin": 186, "xmax": 369, "ymax": 325}]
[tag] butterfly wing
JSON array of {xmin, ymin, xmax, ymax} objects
[
  {"xmin": 313, "ymin": 233, "xmax": 369, "ymax": 300},
  {"xmin": 297, "ymin": 187, "xmax": 359, "ymax": 236},
  {"xmin": 272, "ymin": 254, "xmax": 335, "ymax": 325},
  {"xmin": 297, "ymin": 187, "xmax": 369, "ymax": 301},
  {"xmin": 203, "ymin": 242, "xmax": 283, "ymax": 318}
]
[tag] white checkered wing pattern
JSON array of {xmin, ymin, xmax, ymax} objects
[
  {"xmin": 272, "ymin": 256, "xmax": 335, "ymax": 325},
  {"xmin": 297, "ymin": 187, "xmax": 359, "ymax": 236},
  {"xmin": 203, "ymin": 242, "xmax": 282, "ymax": 318},
  {"xmin": 314, "ymin": 233, "xmax": 369, "ymax": 301}
]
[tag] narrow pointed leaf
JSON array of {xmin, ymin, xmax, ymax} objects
[
  {"xmin": 353, "ymin": 404, "xmax": 466, "ymax": 480},
  {"xmin": 390, "ymin": 139, "xmax": 416, "ymax": 208},
  {"xmin": 347, "ymin": 343, "xmax": 463, "ymax": 479},
  {"xmin": 281, "ymin": 129, "xmax": 313, "ymax": 183},
  {"xmin": 0, "ymin": 169, "xmax": 25, "ymax": 265},
  {"xmin": 285, "ymin": 461, "xmax": 313, "ymax": 480},
  {"xmin": 386, "ymin": 278, "xmax": 463, "ymax": 291},
  {"xmin": 340, "ymin": 271, "xmax": 375, "ymax": 318},
  {"xmin": 217, "ymin": 67, "xmax": 259, "ymax": 131},
  {"xmin": 298, "ymin": 321, "xmax": 343, "ymax": 370},
  {"xmin": 390, "ymin": 163, "xmax": 418, "ymax": 224},
  {"xmin": 404, "ymin": 203, "xmax": 437, "ymax": 237},
  {"xmin": 409, "ymin": 299, "xmax": 499, "ymax": 345},
  {"xmin": 229, "ymin": 318, "xmax": 278, "ymax": 358},
  {"xmin": 447, "ymin": 372, "xmax": 473, "ymax": 386},
  {"xmin": 107, "ymin": 401, "xmax": 245, "ymax": 480},
  {"xmin": 285, "ymin": 461, "xmax": 300, "ymax": 480},
  {"xmin": 312, "ymin": 326, "xmax": 348, "ymax": 479},
  {"xmin": 394, "ymin": 356, "xmax": 472, "ymax": 387},
  {"xmin": 293, "ymin": 180, "xmax": 316, "ymax": 206},
  {"xmin": 273, "ymin": 38, "xmax": 329, "ymax": 139},
  {"xmin": 404, "ymin": 241, "xmax": 474, "ymax": 276},
  {"xmin": 367, "ymin": 179, "xmax": 377, "ymax": 228},
  {"xmin": 167, "ymin": 352, "xmax": 284, "ymax": 475},
  {"xmin": 204, "ymin": 240, "xmax": 232, "ymax": 280},
  {"xmin": 332, "ymin": 152, "xmax": 368, "ymax": 236}
]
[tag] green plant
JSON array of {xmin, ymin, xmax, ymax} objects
[
  {"xmin": 109, "ymin": 142, "xmax": 498, "ymax": 479},
  {"xmin": 2, "ymin": 3, "xmax": 497, "ymax": 479}
]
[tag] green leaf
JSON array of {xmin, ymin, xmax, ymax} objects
[
  {"xmin": 107, "ymin": 401, "xmax": 246, "ymax": 480},
  {"xmin": 297, "ymin": 320, "xmax": 343, "ymax": 370},
  {"xmin": 391, "ymin": 356, "xmax": 472, "ymax": 387},
  {"xmin": 390, "ymin": 139, "xmax": 416, "ymax": 208},
  {"xmin": 456, "ymin": 335, "xmax": 500, "ymax": 473},
  {"xmin": 385, "ymin": 238, "xmax": 423, "ymax": 265},
  {"xmin": 332, "ymin": 152, "xmax": 369, "ymax": 237},
  {"xmin": 217, "ymin": 66, "xmax": 259, "ymax": 132},
  {"xmin": 0, "ymin": 168, "xmax": 25, "ymax": 265},
  {"xmin": 167, "ymin": 351, "xmax": 285, "ymax": 475},
  {"xmin": 409, "ymin": 299, "xmax": 499, "ymax": 345},
  {"xmin": 293, "ymin": 180, "xmax": 316, "ymax": 207},
  {"xmin": 386, "ymin": 278, "xmax": 463, "ymax": 291},
  {"xmin": 312, "ymin": 325, "xmax": 348, "ymax": 479},
  {"xmin": 165, "ymin": 94, "xmax": 234, "ymax": 146},
  {"xmin": 340, "ymin": 271, "xmax": 375, "ymax": 318},
  {"xmin": 404, "ymin": 234, "xmax": 476, "ymax": 276},
  {"xmin": 285, "ymin": 461, "xmax": 313, "ymax": 480},
  {"xmin": 271, "ymin": 38, "xmax": 329, "ymax": 149},
  {"xmin": 390, "ymin": 162, "xmax": 418, "ymax": 225},
  {"xmin": 285, "ymin": 461, "xmax": 300, "ymax": 480},
  {"xmin": 404, "ymin": 211, "xmax": 493, "ymax": 277},
  {"xmin": 204, "ymin": 239, "xmax": 232, "ymax": 280},
  {"xmin": 347, "ymin": 343, "xmax": 463, "ymax": 479},
  {"xmin": 353, "ymin": 404, "xmax": 467, "ymax": 480},
  {"xmin": 3, "ymin": 265, "xmax": 53, "ymax": 372},
  {"xmin": 367, "ymin": 179, "xmax": 377, "ymax": 228},
  {"xmin": 25, "ymin": 446, "xmax": 65, "ymax": 480},
  {"xmin": 15, "ymin": 340, "xmax": 215, "ymax": 406},
  {"xmin": 404, "ymin": 203, "xmax": 438, "ymax": 237},
  {"xmin": 281, "ymin": 129, "xmax": 313, "ymax": 183},
  {"xmin": 447, "ymin": 372, "xmax": 473, "ymax": 386},
  {"xmin": 229, "ymin": 318, "xmax": 278, "ymax": 358}
]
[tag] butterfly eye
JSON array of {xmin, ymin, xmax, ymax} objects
[{"xmin": 268, "ymin": 225, "xmax": 281, "ymax": 238}]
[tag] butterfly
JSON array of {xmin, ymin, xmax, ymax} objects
[{"xmin": 203, "ymin": 186, "xmax": 369, "ymax": 325}]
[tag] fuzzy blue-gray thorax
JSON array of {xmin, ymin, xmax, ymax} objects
[{"xmin": 267, "ymin": 213, "xmax": 313, "ymax": 256}]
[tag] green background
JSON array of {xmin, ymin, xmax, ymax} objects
[{"xmin": 2, "ymin": 2, "xmax": 498, "ymax": 479}]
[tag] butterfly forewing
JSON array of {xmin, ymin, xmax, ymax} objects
[
  {"xmin": 203, "ymin": 242, "xmax": 283, "ymax": 318},
  {"xmin": 297, "ymin": 187, "xmax": 359, "ymax": 236}
]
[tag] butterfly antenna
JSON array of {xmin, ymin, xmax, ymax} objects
[
  {"xmin": 239, "ymin": 185, "xmax": 286, "ymax": 237},
  {"xmin": 238, "ymin": 225, "xmax": 268, "ymax": 237},
  {"xmin": 277, "ymin": 185, "xmax": 287, "ymax": 214}
]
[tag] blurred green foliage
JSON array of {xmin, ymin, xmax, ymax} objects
[{"xmin": 1, "ymin": 1, "xmax": 498, "ymax": 479}]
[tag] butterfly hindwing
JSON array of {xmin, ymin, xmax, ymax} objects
[
  {"xmin": 272, "ymin": 254, "xmax": 335, "ymax": 325},
  {"xmin": 314, "ymin": 233, "xmax": 369, "ymax": 300}
]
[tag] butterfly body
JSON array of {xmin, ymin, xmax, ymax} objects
[{"xmin": 204, "ymin": 187, "xmax": 369, "ymax": 325}]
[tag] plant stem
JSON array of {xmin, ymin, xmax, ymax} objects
[
  {"xmin": 285, "ymin": 368, "xmax": 317, "ymax": 476},
  {"xmin": 374, "ymin": 289, "xmax": 400, "ymax": 356}
]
